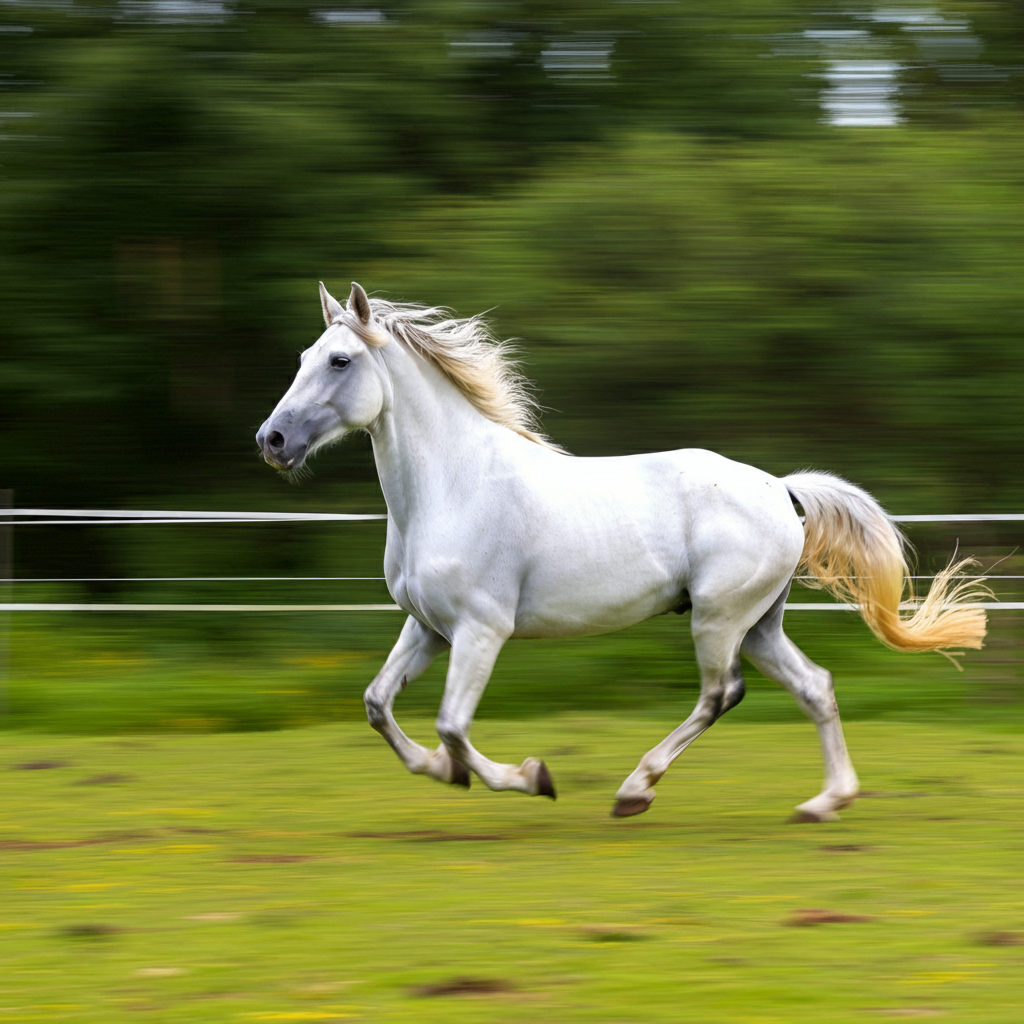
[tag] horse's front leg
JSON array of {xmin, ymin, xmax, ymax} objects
[
  {"xmin": 364, "ymin": 616, "xmax": 469, "ymax": 788},
  {"xmin": 435, "ymin": 625, "xmax": 556, "ymax": 799}
]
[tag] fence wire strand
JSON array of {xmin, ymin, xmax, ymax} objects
[{"xmin": 1, "ymin": 508, "xmax": 1020, "ymax": 613}]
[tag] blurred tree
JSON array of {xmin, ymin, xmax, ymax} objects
[
  {"xmin": 0, "ymin": 0, "xmax": 1021, "ymax": 589},
  {"xmin": 369, "ymin": 129, "xmax": 1024, "ymax": 510},
  {"xmin": 0, "ymin": 2, "xmax": 819, "ymax": 510}
]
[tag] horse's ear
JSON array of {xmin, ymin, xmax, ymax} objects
[
  {"xmin": 319, "ymin": 282, "xmax": 344, "ymax": 327},
  {"xmin": 348, "ymin": 281, "xmax": 372, "ymax": 325}
]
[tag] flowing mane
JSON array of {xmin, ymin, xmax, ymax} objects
[{"xmin": 340, "ymin": 298, "xmax": 566, "ymax": 453}]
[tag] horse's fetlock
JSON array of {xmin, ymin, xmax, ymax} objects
[
  {"xmin": 831, "ymin": 782, "xmax": 860, "ymax": 807},
  {"xmin": 636, "ymin": 759, "xmax": 664, "ymax": 787}
]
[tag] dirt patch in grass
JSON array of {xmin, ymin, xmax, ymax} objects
[
  {"xmin": 56, "ymin": 923, "xmax": 122, "ymax": 939},
  {"xmin": 411, "ymin": 976, "xmax": 516, "ymax": 997},
  {"xmin": 0, "ymin": 830, "xmax": 151, "ymax": 850},
  {"xmin": 229, "ymin": 854, "xmax": 316, "ymax": 863},
  {"xmin": 785, "ymin": 909, "xmax": 876, "ymax": 926},
  {"xmin": 0, "ymin": 826, "xmax": 234, "ymax": 852},
  {"xmin": 975, "ymin": 930, "xmax": 1024, "ymax": 946},
  {"xmin": 2, "ymin": 839, "xmax": 109, "ymax": 851},
  {"xmin": 347, "ymin": 830, "xmax": 507, "ymax": 842},
  {"xmin": 579, "ymin": 926, "xmax": 651, "ymax": 942}
]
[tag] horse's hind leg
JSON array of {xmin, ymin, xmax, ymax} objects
[
  {"xmin": 740, "ymin": 590, "xmax": 859, "ymax": 822},
  {"xmin": 613, "ymin": 612, "xmax": 748, "ymax": 818},
  {"xmin": 434, "ymin": 623, "xmax": 556, "ymax": 799},
  {"xmin": 363, "ymin": 616, "xmax": 470, "ymax": 788}
]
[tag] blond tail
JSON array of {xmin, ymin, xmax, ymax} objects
[{"xmin": 783, "ymin": 471, "xmax": 988, "ymax": 656}]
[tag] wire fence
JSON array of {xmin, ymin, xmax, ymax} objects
[
  {"xmin": 5, "ymin": 509, "xmax": 387, "ymax": 525},
  {"xmin": 1, "ymin": 507, "xmax": 1022, "ymax": 613},
  {"xmin": 6, "ymin": 508, "xmax": 1022, "ymax": 523}
]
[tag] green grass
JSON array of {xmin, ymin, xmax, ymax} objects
[
  {"xmin": 3, "ymin": 609, "xmax": 1020, "ymax": 734},
  {"xmin": 2, "ymin": 717, "xmax": 1022, "ymax": 1022}
]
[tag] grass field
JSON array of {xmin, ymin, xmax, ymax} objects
[
  {"xmin": 2, "ymin": 716, "xmax": 1022, "ymax": 1023},
  {"xmin": 4, "ymin": 607, "xmax": 1020, "ymax": 733}
]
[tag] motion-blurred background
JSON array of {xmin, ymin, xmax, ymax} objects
[{"xmin": 1, "ymin": 1, "xmax": 1022, "ymax": 732}]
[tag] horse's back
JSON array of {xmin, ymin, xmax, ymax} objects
[{"xmin": 525, "ymin": 445, "xmax": 797, "ymax": 549}]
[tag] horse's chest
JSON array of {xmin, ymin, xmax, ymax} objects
[{"xmin": 384, "ymin": 537, "xmax": 513, "ymax": 628}]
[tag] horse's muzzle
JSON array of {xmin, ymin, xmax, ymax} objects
[{"xmin": 256, "ymin": 422, "xmax": 307, "ymax": 470}]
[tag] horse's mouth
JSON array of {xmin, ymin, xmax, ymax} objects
[{"xmin": 260, "ymin": 444, "xmax": 308, "ymax": 472}]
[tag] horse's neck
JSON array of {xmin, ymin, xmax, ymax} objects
[{"xmin": 370, "ymin": 344, "xmax": 506, "ymax": 526}]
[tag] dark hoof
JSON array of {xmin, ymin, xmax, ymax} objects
[
  {"xmin": 535, "ymin": 761, "xmax": 556, "ymax": 800},
  {"xmin": 449, "ymin": 757, "xmax": 471, "ymax": 789},
  {"xmin": 611, "ymin": 796, "xmax": 652, "ymax": 818}
]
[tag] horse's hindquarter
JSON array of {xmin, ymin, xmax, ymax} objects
[
  {"xmin": 680, "ymin": 451, "xmax": 805, "ymax": 619},
  {"xmin": 513, "ymin": 448, "xmax": 804, "ymax": 638}
]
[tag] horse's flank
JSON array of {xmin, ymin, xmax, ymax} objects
[{"xmin": 336, "ymin": 297, "xmax": 566, "ymax": 453}]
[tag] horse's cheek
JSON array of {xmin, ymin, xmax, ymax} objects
[{"xmin": 340, "ymin": 375, "xmax": 384, "ymax": 430}]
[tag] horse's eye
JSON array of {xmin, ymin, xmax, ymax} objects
[{"xmin": 330, "ymin": 355, "xmax": 351, "ymax": 370}]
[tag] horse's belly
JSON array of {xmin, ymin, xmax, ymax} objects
[
  {"xmin": 511, "ymin": 600, "xmax": 674, "ymax": 639},
  {"xmin": 511, "ymin": 557, "xmax": 682, "ymax": 639},
  {"xmin": 505, "ymin": 486, "xmax": 688, "ymax": 638}
]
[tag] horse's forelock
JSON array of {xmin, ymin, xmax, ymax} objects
[{"xmin": 334, "ymin": 311, "xmax": 390, "ymax": 348}]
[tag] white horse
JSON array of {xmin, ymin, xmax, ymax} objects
[{"xmin": 257, "ymin": 282, "xmax": 987, "ymax": 821}]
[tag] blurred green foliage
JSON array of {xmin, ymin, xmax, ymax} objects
[
  {"xmin": 372, "ymin": 128, "xmax": 1024, "ymax": 507},
  {"xmin": 2, "ymin": 2, "xmax": 1022, "ymax": 520},
  {"xmin": 1, "ymin": 1, "xmax": 1022, "ymax": 728},
  {"xmin": 7, "ymin": 606, "xmax": 1020, "ymax": 733}
]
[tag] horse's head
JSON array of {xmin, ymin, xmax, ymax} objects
[{"xmin": 257, "ymin": 282, "xmax": 389, "ymax": 472}]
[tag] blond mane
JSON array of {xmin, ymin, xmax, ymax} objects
[{"xmin": 341, "ymin": 298, "xmax": 566, "ymax": 453}]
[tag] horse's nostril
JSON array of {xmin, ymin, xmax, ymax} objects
[{"xmin": 267, "ymin": 431, "xmax": 285, "ymax": 450}]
